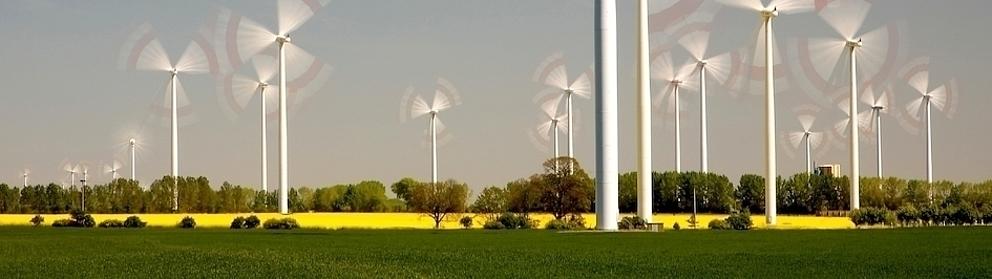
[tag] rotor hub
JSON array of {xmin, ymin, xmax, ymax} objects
[
  {"xmin": 277, "ymin": 35, "xmax": 291, "ymax": 44},
  {"xmin": 847, "ymin": 39, "xmax": 863, "ymax": 48},
  {"xmin": 761, "ymin": 7, "xmax": 778, "ymax": 18}
]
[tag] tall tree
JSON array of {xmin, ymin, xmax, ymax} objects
[
  {"xmin": 539, "ymin": 157, "xmax": 593, "ymax": 220},
  {"xmin": 408, "ymin": 179, "xmax": 469, "ymax": 229}
]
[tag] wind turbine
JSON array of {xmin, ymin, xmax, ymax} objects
[
  {"xmin": 129, "ymin": 138, "xmax": 137, "ymax": 181},
  {"xmin": 860, "ymin": 86, "xmax": 892, "ymax": 177},
  {"xmin": 594, "ymin": 0, "xmax": 620, "ymax": 231},
  {"xmin": 80, "ymin": 165, "xmax": 89, "ymax": 212},
  {"xmin": 63, "ymin": 163, "xmax": 79, "ymax": 189},
  {"xmin": 105, "ymin": 161, "xmax": 123, "ymax": 181},
  {"xmin": 678, "ymin": 25, "xmax": 738, "ymax": 173},
  {"xmin": 814, "ymin": 0, "xmax": 898, "ymax": 210},
  {"xmin": 401, "ymin": 78, "xmax": 462, "ymax": 185},
  {"xmin": 219, "ymin": 56, "xmax": 278, "ymax": 192},
  {"xmin": 900, "ymin": 57, "xmax": 958, "ymax": 186},
  {"xmin": 533, "ymin": 94, "xmax": 568, "ymax": 160},
  {"xmin": 720, "ymin": 0, "xmax": 814, "ymax": 225},
  {"xmin": 120, "ymin": 23, "xmax": 212, "ymax": 211},
  {"xmin": 785, "ymin": 114, "xmax": 826, "ymax": 175},
  {"xmin": 216, "ymin": 0, "xmax": 332, "ymax": 215},
  {"xmin": 651, "ymin": 51, "xmax": 696, "ymax": 173},
  {"xmin": 533, "ymin": 52, "xmax": 592, "ymax": 161}
]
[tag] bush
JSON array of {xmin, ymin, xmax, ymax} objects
[
  {"xmin": 919, "ymin": 205, "xmax": 939, "ymax": 226},
  {"xmin": 672, "ymin": 222, "xmax": 680, "ymax": 231},
  {"xmin": 263, "ymin": 218, "xmax": 300, "ymax": 230},
  {"xmin": 725, "ymin": 211, "xmax": 753, "ymax": 230},
  {"xmin": 70, "ymin": 210, "xmax": 96, "ymax": 228},
  {"xmin": 230, "ymin": 216, "xmax": 246, "ymax": 229},
  {"xmin": 483, "ymin": 220, "xmax": 506, "ymax": 230},
  {"xmin": 30, "ymin": 215, "xmax": 44, "ymax": 227},
  {"xmin": 243, "ymin": 215, "xmax": 261, "ymax": 229},
  {"xmin": 708, "ymin": 219, "xmax": 730, "ymax": 230},
  {"xmin": 981, "ymin": 205, "xmax": 992, "ymax": 225},
  {"xmin": 896, "ymin": 205, "xmax": 921, "ymax": 226},
  {"xmin": 178, "ymin": 216, "xmax": 196, "ymax": 229},
  {"xmin": 494, "ymin": 213, "xmax": 536, "ymax": 229},
  {"xmin": 544, "ymin": 216, "xmax": 586, "ymax": 230},
  {"xmin": 99, "ymin": 219, "xmax": 125, "ymax": 228},
  {"xmin": 618, "ymin": 216, "xmax": 647, "ymax": 230},
  {"xmin": 123, "ymin": 216, "xmax": 147, "ymax": 228},
  {"xmin": 459, "ymin": 216, "xmax": 473, "ymax": 229},
  {"xmin": 953, "ymin": 204, "xmax": 981, "ymax": 225},
  {"xmin": 850, "ymin": 207, "xmax": 896, "ymax": 227},
  {"xmin": 51, "ymin": 219, "xmax": 72, "ymax": 227}
]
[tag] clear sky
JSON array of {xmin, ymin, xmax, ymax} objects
[{"xmin": 1, "ymin": 0, "xmax": 989, "ymax": 195}]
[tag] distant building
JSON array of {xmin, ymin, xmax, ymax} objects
[{"xmin": 817, "ymin": 164, "xmax": 841, "ymax": 177}]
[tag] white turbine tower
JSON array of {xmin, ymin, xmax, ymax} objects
[
  {"xmin": 636, "ymin": 0, "xmax": 652, "ymax": 223},
  {"xmin": 81, "ymin": 166, "xmax": 89, "ymax": 212},
  {"xmin": 677, "ymin": 22, "xmax": 737, "ymax": 174},
  {"xmin": 120, "ymin": 23, "xmax": 212, "ymax": 211},
  {"xmin": 216, "ymin": 0, "xmax": 332, "ymax": 215},
  {"xmin": 533, "ymin": 53, "xmax": 592, "ymax": 161},
  {"xmin": 720, "ymin": 0, "xmax": 814, "ymax": 225},
  {"xmin": 402, "ymin": 79, "xmax": 462, "ymax": 185},
  {"xmin": 22, "ymin": 169, "xmax": 30, "ymax": 187},
  {"xmin": 594, "ymin": 0, "xmax": 619, "ymax": 231},
  {"xmin": 900, "ymin": 57, "xmax": 958, "ymax": 186},
  {"xmin": 861, "ymin": 86, "xmax": 892, "ymax": 177},
  {"xmin": 651, "ymin": 51, "xmax": 696, "ymax": 173},
  {"xmin": 129, "ymin": 138, "xmax": 137, "ymax": 181}
]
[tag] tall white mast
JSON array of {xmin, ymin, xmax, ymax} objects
[
  {"xmin": 260, "ymin": 85, "xmax": 268, "ymax": 192},
  {"xmin": 635, "ymin": 0, "xmax": 652, "ymax": 223},
  {"xmin": 430, "ymin": 112, "xmax": 438, "ymax": 185},
  {"xmin": 594, "ymin": 0, "xmax": 619, "ymax": 230},
  {"xmin": 674, "ymin": 82, "xmax": 682, "ymax": 173},
  {"xmin": 848, "ymin": 40, "xmax": 862, "ymax": 210},
  {"xmin": 699, "ymin": 62, "xmax": 709, "ymax": 173},
  {"xmin": 762, "ymin": 8, "xmax": 778, "ymax": 225},
  {"xmin": 277, "ymin": 36, "xmax": 290, "ymax": 215},
  {"xmin": 129, "ymin": 138, "xmax": 136, "ymax": 181},
  {"xmin": 171, "ymin": 70, "xmax": 179, "ymax": 211}
]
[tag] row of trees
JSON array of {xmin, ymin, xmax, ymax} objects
[
  {"xmin": 0, "ymin": 177, "xmax": 406, "ymax": 214},
  {"xmin": 2, "ymin": 164, "xmax": 991, "ymax": 218}
]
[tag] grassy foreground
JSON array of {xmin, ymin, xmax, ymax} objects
[{"xmin": 0, "ymin": 227, "xmax": 990, "ymax": 278}]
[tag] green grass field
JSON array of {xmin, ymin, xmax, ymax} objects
[{"xmin": 1, "ymin": 227, "xmax": 990, "ymax": 278}]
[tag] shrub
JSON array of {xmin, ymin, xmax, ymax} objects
[
  {"xmin": 725, "ymin": 211, "xmax": 753, "ymax": 230},
  {"xmin": 483, "ymin": 220, "xmax": 506, "ymax": 230},
  {"xmin": 99, "ymin": 219, "xmax": 125, "ymax": 228},
  {"xmin": 953, "ymin": 204, "xmax": 981, "ymax": 225},
  {"xmin": 495, "ymin": 213, "xmax": 536, "ymax": 229},
  {"xmin": 981, "ymin": 204, "xmax": 992, "ymax": 225},
  {"xmin": 263, "ymin": 218, "xmax": 300, "ymax": 230},
  {"xmin": 618, "ymin": 216, "xmax": 647, "ymax": 230},
  {"xmin": 123, "ymin": 216, "xmax": 147, "ymax": 228},
  {"xmin": 896, "ymin": 205, "xmax": 921, "ymax": 227},
  {"xmin": 919, "ymin": 205, "xmax": 939, "ymax": 226},
  {"xmin": 672, "ymin": 222, "xmax": 680, "ymax": 231},
  {"xmin": 30, "ymin": 215, "xmax": 44, "ymax": 227},
  {"xmin": 850, "ymin": 207, "xmax": 895, "ymax": 227},
  {"xmin": 51, "ymin": 219, "xmax": 72, "ymax": 227},
  {"xmin": 545, "ymin": 216, "xmax": 585, "ymax": 230},
  {"xmin": 243, "ymin": 215, "xmax": 261, "ymax": 229},
  {"xmin": 708, "ymin": 219, "xmax": 730, "ymax": 230},
  {"xmin": 459, "ymin": 216, "xmax": 473, "ymax": 229},
  {"xmin": 70, "ymin": 210, "xmax": 96, "ymax": 228},
  {"xmin": 230, "ymin": 216, "xmax": 246, "ymax": 229},
  {"xmin": 178, "ymin": 216, "xmax": 196, "ymax": 229}
]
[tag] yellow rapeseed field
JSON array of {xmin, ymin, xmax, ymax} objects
[{"xmin": 0, "ymin": 213, "xmax": 853, "ymax": 229}]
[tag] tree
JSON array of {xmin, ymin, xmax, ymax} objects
[
  {"xmin": 539, "ymin": 157, "xmax": 593, "ymax": 220},
  {"xmin": 346, "ymin": 181, "xmax": 387, "ymax": 212},
  {"xmin": 618, "ymin": 172, "xmax": 637, "ymax": 213},
  {"xmin": 408, "ymin": 180, "xmax": 469, "ymax": 229},
  {"xmin": 737, "ymin": 174, "xmax": 764, "ymax": 214},
  {"xmin": 391, "ymin": 178, "xmax": 419, "ymax": 202},
  {"xmin": 506, "ymin": 176, "xmax": 541, "ymax": 215},
  {"xmin": 470, "ymin": 186, "xmax": 507, "ymax": 222},
  {"xmin": 653, "ymin": 172, "xmax": 680, "ymax": 212}
]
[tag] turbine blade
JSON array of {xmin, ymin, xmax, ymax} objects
[
  {"xmin": 929, "ymin": 85, "xmax": 947, "ymax": 112},
  {"xmin": 651, "ymin": 51, "xmax": 676, "ymax": 82},
  {"xmin": 677, "ymin": 25, "xmax": 711, "ymax": 61},
  {"xmin": 857, "ymin": 23, "xmax": 905, "ymax": 86},
  {"xmin": 769, "ymin": 0, "xmax": 816, "ymax": 14},
  {"xmin": 904, "ymin": 97, "xmax": 924, "ymax": 121},
  {"xmin": 533, "ymin": 52, "xmax": 569, "ymax": 90},
  {"xmin": 860, "ymin": 86, "xmax": 877, "ymax": 107},
  {"xmin": 788, "ymin": 132, "xmax": 805, "ymax": 148},
  {"xmin": 798, "ymin": 114, "xmax": 816, "ymax": 132},
  {"xmin": 251, "ymin": 55, "xmax": 278, "ymax": 84},
  {"xmin": 119, "ymin": 23, "xmax": 173, "ymax": 72},
  {"xmin": 899, "ymin": 56, "xmax": 930, "ymax": 95},
  {"xmin": 570, "ymin": 70, "xmax": 593, "ymax": 99},
  {"xmin": 817, "ymin": 0, "xmax": 870, "ymax": 40},
  {"xmin": 432, "ymin": 90, "xmax": 451, "ymax": 112},
  {"xmin": 216, "ymin": 9, "xmax": 276, "ymax": 71},
  {"xmin": 411, "ymin": 95, "xmax": 431, "ymax": 119},
  {"xmin": 717, "ymin": 0, "xmax": 763, "ymax": 12},
  {"xmin": 176, "ymin": 41, "xmax": 210, "ymax": 74},
  {"xmin": 278, "ymin": 0, "xmax": 330, "ymax": 36},
  {"xmin": 435, "ymin": 77, "xmax": 462, "ymax": 107},
  {"xmin": 540, "ymin": 95, "xmax": 563, "ymax": 119}
]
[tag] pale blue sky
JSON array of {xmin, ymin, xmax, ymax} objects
[{"xmin": 1, "ymin": 0, "xmax": 989, "ymax": 194}]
